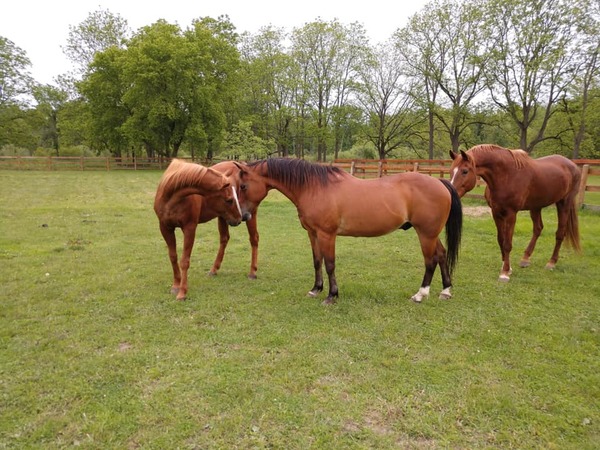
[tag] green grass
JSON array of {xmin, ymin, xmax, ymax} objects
[{"xmin": 1, "ymin": 171, "xmax": 599, "ymax": 449}]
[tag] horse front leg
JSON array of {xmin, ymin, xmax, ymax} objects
[
  {"xmin": 177, "ymin": 223, "xmax": 198, "ymax": 301},
  {"xmin": 493, "ymin": 211, "xmax": 517, "ymax": 282},
  {"xmin": 159, "ymin": 223, "xmax": 181, "ymax": 295},
  {"xmin": 209, "ymin": 217, "xmax": 229, "ymax": 276},
  {"xmin": 306, "ymin": 232, "xmax": 324, "ymax": 298},
  {"xmin": 318, "ymin": 234, "xmax": 338, "ymax": 305},
  {"xmin": 246, "ymin": 213, "xmax": 259, "ymax": 279},
  {"xmin": 520, "ymin": 209, "xmax": 543, "ymax": 268}
]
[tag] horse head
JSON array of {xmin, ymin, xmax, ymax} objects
[
  {"xmin": 230, "ymin": 161, "xmax": 270, "ymax": 221},
  {"xmin": 449, "ymin": 150, "xmax": 478, "ymax": 197}
]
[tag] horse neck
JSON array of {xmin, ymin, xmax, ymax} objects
[
  {"xmin": 470, "ymin": 149, "xmax": 509, "ymax": 187},
  {"xmin": 263, "ymin": 176, "xmax": 303, "ymax": 206}
]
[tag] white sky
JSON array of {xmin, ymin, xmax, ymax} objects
[{"xmin": 1, "ymin": 0, "xmax": 431, "ymax": 85}]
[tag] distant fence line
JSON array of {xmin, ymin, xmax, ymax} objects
[{"xmin": 1, "ymin": 155, "xmax": 599, "ymax": 210}]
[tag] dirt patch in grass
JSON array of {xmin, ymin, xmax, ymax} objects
[{"xmin": 463, "ymin": 206, "xmax": 491, "ymax": 217}]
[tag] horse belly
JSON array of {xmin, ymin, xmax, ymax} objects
[{"xmin": 336, "ymin": 203, "xmax": 406, "ymax": 237}]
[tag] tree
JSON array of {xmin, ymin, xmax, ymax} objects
[
  {"xmin": 483, "ymin": 0, "xmax": 580, "ymax": 153},
  {"xmin": 63, "ymin": 9, "xmax": 131, "ymax": 77},
  {"xmin": 0, "ymin": 36, "xmax": 33, "ymax": 107},
  {"xmin": 354, "ymin": 41, "xmax": 426, "ymax": 158},
  {"xmin": 395, "ymin": 0, "xmax": 490, "ymax": 154},
  {"xmin": 33, "ymin": 84, "xmax": 68, "ymax": 155},
  {"xmin": 291, "ymin": 19, "xmax": 365, "ymax": 161},
  {"xmin": 563, "ymin": 0, "xmax": 600, "ymax": 158}
]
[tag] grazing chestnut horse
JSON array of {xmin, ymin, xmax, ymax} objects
[
  {"xmin": 238, "ymin": 158, "xmax": 463, "ymax": 304},
  {"xmin": 449, "ymin": 144, "xmax": 581, "ymax": 281},
  {"xmin": 154, "ymin": 159, "xmax": 248, "ymax": 301}
]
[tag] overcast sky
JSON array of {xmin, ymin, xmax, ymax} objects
[{"xmin": 2, "ymin": 0, "xmax": 431, "ymax": 85}]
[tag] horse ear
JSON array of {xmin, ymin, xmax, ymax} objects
[
  {"xmin": 233, "ymin": 161, "xmax": 247, "ymax": 176},
  {"xmin": 449, "ymin": 150, "xmax": 458, "ymax": 160},
  {"xmin": 460, "ymin": 150, "xmax": 470, "ymax": 162}
]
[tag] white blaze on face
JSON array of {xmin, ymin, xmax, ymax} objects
[
  {"xmin": 231, "ymin": 185, "xmax": 242, "ymax": 218},
  {"xmin": 450, "ymin": 167, "xmax": 458, "ymax": 185}
]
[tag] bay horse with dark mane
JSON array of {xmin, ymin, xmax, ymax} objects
[
  {"xmin": 154, "ymin": 159, "xmax": 260, "ymax": 301},
  {"xmin": 449, "ymin": 144, "xmax": 581, "ymax": 281},
  {"xmin": 237, "ymin": 158, "xmax": 463, "ymax": 304}
]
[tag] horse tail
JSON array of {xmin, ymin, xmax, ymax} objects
[
  {"xmin": 566, "ymin": 200, "xmax": 582, "ymax": 253},
  {"xmin": 439, "ymin": 179, "xmax": 463, "ymax": 274}
]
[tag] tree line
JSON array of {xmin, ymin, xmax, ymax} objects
[{"xmin": 1, "ymin": 0, "xmax": 599, "ymax": 162}]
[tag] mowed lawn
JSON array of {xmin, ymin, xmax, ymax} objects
[{"xmin": 1, "ymin": 170, "xmax": 598, "ymax": 449}]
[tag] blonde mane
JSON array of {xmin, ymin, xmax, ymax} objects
[
  {"xmin": 155, "ymin": 159, "xmax": 211, "ymax": 201},
  {"xmin": 468, "ymin": 144, "xmax": 531, "ymax": 169}
]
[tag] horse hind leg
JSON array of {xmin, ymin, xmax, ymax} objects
[
  {"xmin": 546, "ymin": 199, "xmax": 570, "ymax": 270},
  {"xmin": 411, "ymin": 236, "xmax": 438, "ymax": 303},
  {"xmin": 520, "ymin": 209, "xmax": 543, "ymax": 268},
  {"xmin": 435, "ymin": 239, "xmax": 453, "ymax": 300}
]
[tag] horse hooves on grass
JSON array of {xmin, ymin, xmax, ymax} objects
[
  {"xmin": 170, "ymin": 287, "xmax": 180, "ymax": 295},
  {"xmin": 545, "ymin": 263, "xmax": 556, "ymax": 270},
  {"xmin": 519, "ymin": 260, "xmax": 531, "ymax": 268},
  {"xmin": 498, "ymin": 275, "xmax": 511, "ymax": 282},
  {"xmin": 322, "ymin": 298, "xmax": 336, "ymax": 305},
  {"xmin": 247, "ymin": 273, "xmax": 257, "ymax": 280},
  {"xmin": 438, "ymin": 293, "xmax": 452, "ymax": 300},
  {"xmin": 207, "ymin": 271, "xmax": 218, "ymax": 277},
  {"xmin": 307, "ymin": 290, "xmax": 320, "ymax": 298}
]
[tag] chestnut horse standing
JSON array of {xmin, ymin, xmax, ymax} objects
[
  {"xmin": 238, "ymin": 158, "xmax": 463, "ymax": 304},
  {"xmin": 449, "ymin": 144, "xmax": 581, "ymax": 281},
  {"xmin": 154, "ymin": 159, "xmax": 251, "ymax": 301}
]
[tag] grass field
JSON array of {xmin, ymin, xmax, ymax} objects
[{"xmin": 1, "ymin": 170, "xmax": 599, "ymax": 449}]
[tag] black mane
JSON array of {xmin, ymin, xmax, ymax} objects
[{"xmin": 247, "ymin": 158, "xmax": 343, "ymax": 190}]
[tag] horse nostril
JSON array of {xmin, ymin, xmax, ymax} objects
[{"xmin": 242, "ymin": 212, "xmax": 252, "ymax": 222}]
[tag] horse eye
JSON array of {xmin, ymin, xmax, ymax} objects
[
  {"xmin": 462, "ymin": 169, "xmax": 469, "ymax": 175},
  {"xmin": 225, "ymin": 199, "xmax": 234, "ymax": 204},
  {"xmin": 241, "ymin": 184, "xmax": 247, "ymax": 191}
]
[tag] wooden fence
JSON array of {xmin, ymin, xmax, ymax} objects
[{"xmin": 1, "ymin": 155, "xmax": 599, "ymax": 210}]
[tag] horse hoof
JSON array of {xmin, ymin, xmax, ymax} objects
[
  {"xmin": 410, "ymin": 295, "xmax": 423, "ymax": 303},
  {"xmin": 519, "ymin": 260, "xmax": 531, "ymax": 268},
  {"xmin": 439, "ymin": 293, "xmax": 452, "ymax": 300},
  {"xmin": 207, "ymin": 271, "xmax": 217, "ymax": 277},
  {"xmin": 322, "ymin": 298, "xmax": 336, "ymax": 305},
  {"xmin": 307, "ymin": 290, "xmax": 320, "ymax": 298},
  {"xmin": 170, "ymin": 287, "xmax": 180, "ymax": 295},
  {"xmin": 247, "ymin": 273, "xmax": 257, "ymax": 280},
  {"xmin": 176, "ymin": 296, "xmax": 187, "ymax": 301},
  {"xmin": 545, "ymin": 263, "xmax": 555, "ymax": 270},
  {"xmin": 498, "ymin": 274, "xmax": 510, "ymax": 282}
]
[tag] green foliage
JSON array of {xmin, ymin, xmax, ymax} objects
[
  {"xmin": 221, "ymin": 120, "xmax": 274, "ymax": 159},
  {"xmin": 1, "ymin": 170, "xmax": 599, "ymax": 448}
]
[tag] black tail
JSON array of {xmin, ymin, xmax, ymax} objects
[{"xmin": 440, "ymin": 179, "xmax": 463, "ymax": 274}]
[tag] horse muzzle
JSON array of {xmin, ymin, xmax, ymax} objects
[{"xmin": 242, "ymin": 212, "xmax": 252, "ymax": 222}]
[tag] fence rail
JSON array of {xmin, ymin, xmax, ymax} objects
[
  {"xmin": 0, "ymin": 156, "xmax": 215, "ymax": 171},
  {"xmin": 1, "ymin": 155, "xmax": 599, "ymax": 210}
]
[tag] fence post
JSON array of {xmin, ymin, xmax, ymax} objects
[
  {"xmin": 378, "ymin": 161, "xmax": 384, "ymax": 178},
  {"xmin": 577, "ymin": 164, "xmax": 589, "ymax": 209},
  {"xmin": 350, "ymin": 161, "xmax": 356, "ymax": 176}
]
